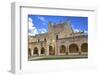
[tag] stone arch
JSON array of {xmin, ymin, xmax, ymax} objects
[
  {"xmin": 60, "ymin": 45, "xmax": 66, "ymax": 53},
  {"xmin": 33, "ymin": 47, "xmax": 38, "ymax": 55},
  {"xmin": 69, "ymin": 44, "xmax": 79, "ymax": 53},
  {"xmin": 81, "ymin": 43, "xmax": 88, "ymax": 52},
  {"xmin": 49, "ymin": 46, "xmax": 55, "ymax": 55},
  {"xmin": 41, "ymin": 47, "xmax": 45, "ymax": 54},
  {"xmin": 28, "ymin": 48, "xmax": 31, "ymax": 56}
]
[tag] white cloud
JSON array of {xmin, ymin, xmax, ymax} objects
[
  {"xmin": 38, "ymin": 16, "xmax": 46, "ymax": 22},
  {"xmin": 73, "ymin": 28, "xmax": 80, "ymax": 33},
  {"xmin": 73, "ymin": 28, "xmax": 88, "ymax": 34},
  {"xmin": 28, "ymin": 18, "xmax": 47, "ymax": 36},
  {"xmin": 38, "ymin": 16, "xmax": 46, "ymax": 26},
  {"xmin": 29, "ymin": 18, "xmax": 32, "ymax": 22},
  {"xmin": 38, "ymin": 28, "xmax": 47, "ymax": 34},
  {"xmin": 28, "ymin": 18, "xmax": 38, "ymax": 36},
  {"xmin": 84, "ymin": 30, "xmax": 88, "ymax": 34}
]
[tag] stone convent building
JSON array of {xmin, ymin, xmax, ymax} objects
[{"xmin": 28, "ymin": 21, "xmax": 88, "ymax": 57}]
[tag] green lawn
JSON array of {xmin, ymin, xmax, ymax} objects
[{"xmin": 28, "ymin": 55, "xmax": 88, "ymax": 61}]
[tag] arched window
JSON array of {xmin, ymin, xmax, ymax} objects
[
  {"xmin": 60, "ymin": 45, "xmax": 66, "ymax": 53},
  {"xmin": 81, "ymin": 43, "xmax": 88, "ymax": 52},
  {"xmin": 44, "ymin": 38, "xmax": 47, "ymax": 42},
  {"xmin": 49, "ymin": 46, "xmax": 55, "ymax": 55},
  {"xmin": 33, "ymin": 47, "xmax": 38, "ymax": 55},
  {"xmin": 41, "ymin": 47, "xmax": 45, "ymax": 54},
  {"xmin": 69, "ymin": 44, "xmax": 79, "ymax": 53},
  {"xmin": 56, "ymin": 35, "xmax": 58, "ymax": 40},
  {"xmin": 28, "ymin": 48, "xmax": 31, "ymax": 56}
]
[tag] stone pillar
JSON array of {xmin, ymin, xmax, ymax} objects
[
  {"xmin": 79, "ymin": 45, "xmax": 81, "ymax": 55},
  {"xmin": 54, "ymin": 45, "xmax": 57, "ymax": 56},
  {"xmin": 67, "ymin": 45, "xmax": 69, "ymax": 55},
  {"xmin": 31, "ymin": 49, "xmax": 33, "ymax": 56},
  {"xmin": 58, "ymin": 46, "xmax": 60, "ymax": 55},
  {"xmin": 56, "ymin": 45, "xmax": 59, "ymax": 56},
  {"xmin": 38, "ymin": 48, "xmax": 41, "ymax": 56},
  {"xmin": 46, "ymin": 46, "xmax": 49, "ymax": 56},
  {"xmin": 66, "ymin": 46, "xmax": 69, "ymax": 55}
]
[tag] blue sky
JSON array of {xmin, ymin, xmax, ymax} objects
[{"xmin": 28, "ymin": 15, "xmax": 88, "ymax": 36}]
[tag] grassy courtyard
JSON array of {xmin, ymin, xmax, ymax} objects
[{"xmin": 28, "ymin": 55, "xmax": 88, "ymax": 61}]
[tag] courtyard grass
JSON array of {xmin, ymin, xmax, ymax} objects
[{"xmin": 28, "ymin": 55, "xmax": 88, "ymax": 61}]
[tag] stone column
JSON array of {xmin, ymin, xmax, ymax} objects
[
  {"xmin": 79, "ymin": 45, "xmax": 81, "ymax": 55},
  {"xmin": 67, "ymin": 45, "xmax": 69, "ymax": 55},
  {"xmin": 46, "ymin": 46, "xmax": 49, "ymax": 56},
  {"xmin": 56, "ymin": 45, "xmax": 59, "ymax": 56},
  {"xmin": 57, "ymin": 46, "xmax": 60, "ymax": 55},
  {"xmin": 66, "ymin": 45, "xmax": 69, "ymax": 55},
  {"xmin": 54, "ymin": 45, "xmax": 57, "ymax": 56},
  {"xmin": 31, "ymin": 49, "xmax": 33, "ymax": 56},
  {"xmin": 38, "ymin": 48, "xmax": 41, "ymax": 56}
]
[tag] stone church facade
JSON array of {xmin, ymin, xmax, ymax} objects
[{"xmin": 28, "ymin": 21, "xmax": 88, "ymax": 57}]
